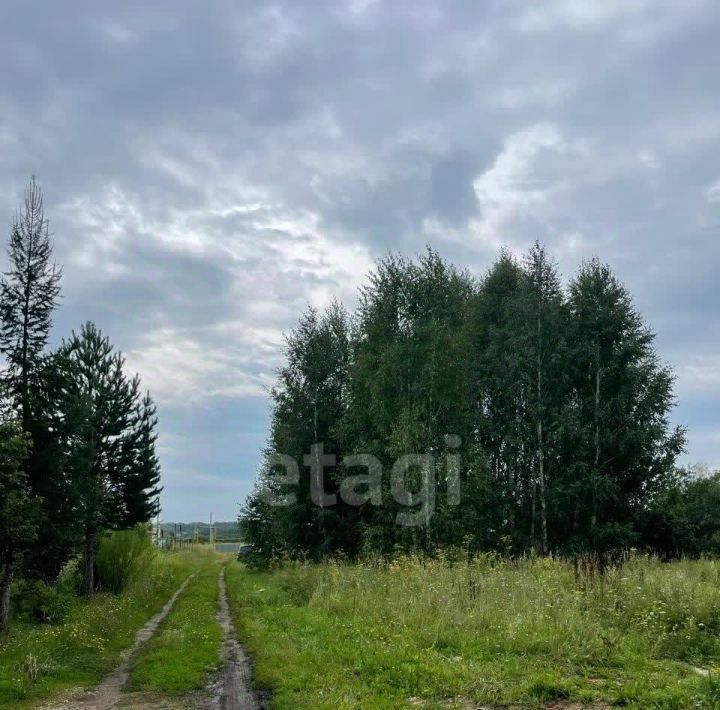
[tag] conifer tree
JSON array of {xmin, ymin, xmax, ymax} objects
[
  {"xmin": 116, "ymin": 392, "xmax": 162, "ymax": 526},
  {"xmin": 0, "ymin": 177, "xmax": 61, "ymax": 426},
  {"xmin": 54, "ymin": 323, "xmax": 140, "ymax": 595},
  {"xmin": 0, "ymin": 178, "xmax": 62, "ymax": 581}
]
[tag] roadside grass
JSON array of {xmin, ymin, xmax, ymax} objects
[
  {"xmin": 125, "ymin": 551, "xmax": 225, "ymax": 695},
  {"xmin": 225, "ymin": 555, "xmax": 720, "ymax": 709},
  {"xmin": 0, "ymin": 548, "xmax": 203, "ymax": 710}
]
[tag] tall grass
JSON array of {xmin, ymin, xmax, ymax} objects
[
  {"xmin": 95, "ymin": 525, "xmax": 155, "ymax": 594},
  {"xmin": 227, "ymin": 554, "xmax": 720, "ymax": 708}
]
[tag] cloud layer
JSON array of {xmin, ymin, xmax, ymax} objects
[{"xmin": 1, "ymin": 0, "xmax": 719, "ymax": 519}]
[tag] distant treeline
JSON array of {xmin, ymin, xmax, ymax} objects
[
  {"xmin": 0, "ymin": 179, "xmax": 161, "ymax": 633},
  {"xmin": 241, "ymin": 244, "xmax": 717, "ymax": 562}
]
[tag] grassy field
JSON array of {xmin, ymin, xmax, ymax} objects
[
  {"xmin": 226, "ymin": 555, "xmax": 720, "ymax": 708},
  {"xmin": 0, "ymin": 549, "xmax": 202, "ymax": 709},
  {"xmin": 126, "ymin": 551, "xmax": 224, "ymax": 694}
]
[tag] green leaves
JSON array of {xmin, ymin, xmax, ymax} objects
[{"xmin": 244, "ymin": 244, "xmax": 686, "ymax": 560}]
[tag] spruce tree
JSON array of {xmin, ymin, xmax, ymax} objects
[
  {"xmin": 54, "ymin": 323, "xmax": 140, "ymax": 595},
  {"xmin": 0, "ymin": 178, "xmax": 62, "ymax": 582},
  {"xmin": 117, "ymin": 392, "xmax": 162, "ymax": 526},
  {"xmin": 0, "ymin": 177, "xmax": 61, "ymax": 426}
]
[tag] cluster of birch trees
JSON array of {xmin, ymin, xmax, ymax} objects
[
  {"xmin": 243, "ymin": 245, "xmax": 686, "ymax": 560},
  {"xmin": 0, "ymin": 179, "xmax": 161, "ymax": 633}
]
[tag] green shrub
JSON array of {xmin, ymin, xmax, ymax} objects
[
  {"xmin": 56, "ymin": 557, "xmax": 83, "ymax": 596},
  {"xmin": 11, "ymin": 579, "xmax": 72, "ymax": 624},
  {"xmin": 95, "ymin": 525, "xmax": 155, "ymax": 594}
]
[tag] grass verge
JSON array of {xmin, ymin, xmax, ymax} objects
[
  {"xmin": 125, "ymin": 551, "xmax": 224, "ymax": 695},
  {"xmin": 0, "ymin": 548, "xmax": 202, "ymax": 709},
  {"xmin": 225, "ymin": 555, "xmax": 720, "ymax": 709}
]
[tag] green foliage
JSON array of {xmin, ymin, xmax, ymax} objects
[
  {"xmin": 0, "ymin": 413, "xmax": 35, "ymax": 633},
  {"xmin": 11, "ymin": 579, "xmax": 71, "ymax": 625},
  {"xmin": 53, "ymin": 322, "xmax": 160, "ymax": 595},
  {"xmin": 95, "ymin": 525, "xmax": 155, "ymax": 594},
  {"xmin": 242, "ymin": 245, "xmax": 685, "ymax": 560},
  {"xmin": 641, "ymin": 468, "xmax": 720, "ymax": 557},
  {"xmin": 0, "ymin": 178, "xmax": 162, "ymax": 605},
  {"xmin": 226, "ymin": 556, "xmax": 720, "ymax": 708},
  {"xmin": 0, "ymin": 177, "xmax": 61, "ymax": 421},
  {"xmin": 0, "ymin": 178, "xmax": 65, "ymax": 585}
]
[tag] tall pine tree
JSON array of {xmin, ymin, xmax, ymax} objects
[
  {"xmin": 0, "ymin": 177, "xmax": 63, "ymax": 582},
  {"xmin": 0, "ymin": 177, "xmax": 61, "ymax": 426},
  {"xmin": 54, "ymin": 323, "xmax": 140, "ymax": 595}
]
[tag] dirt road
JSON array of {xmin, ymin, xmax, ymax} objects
[
  {"xmin": 206, "ymin": 569, "xmax": 263, "ymax": 709},
  {"xmin": 38, "ymin": 569, "xmax": 264, "ymax": 710},
  {"xmin": 39, "ymin": 575, "xmax": 194, "ymax": 710}
]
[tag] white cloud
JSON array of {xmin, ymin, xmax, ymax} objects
[
  {"xmin": 515, "ymin": 0, "xmax": 653, "ymax": 33},
  {"xmin": 59, "ymin": 186, "xmax": 142, "ymax": 274},
  {"xmin": 125, "ymin": 324, "xmax": 279, "ymax": 406},
  {"xmin": 706, "ymin": 180, "xmax": 720, "ymax": 204},
  {"xmin": 470, "ymin": 123, "xmax": 568, "ymax": 247},
  {"xmin": 59, "ymin": 179, "xmax": 373, "ymax": 407},
  {"xmin": 677, "ymin": 356, "xmax": 720, "ymax": 390}
]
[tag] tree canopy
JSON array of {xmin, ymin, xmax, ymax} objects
[{"xmin": 242, "ymin": 245, "xmax": 687, "ymax": 560}]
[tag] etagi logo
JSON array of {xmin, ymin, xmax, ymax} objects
[{"xmin": 259, "ymin": 435, "xmax": 461, "ymax": 527}]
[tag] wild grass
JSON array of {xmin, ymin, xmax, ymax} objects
[
  {"xmin": 126, "ymin": 550, "xmax": 224, "ymax": 694},
  {"xmin": 95, "ymin": 525, "xmax": 156, "ymax": 594},
  {"xmin": 0, "ymin": 548, "xmax": 203, "ymax": 709},
  {"xmin": 225, "ymin": 554, "xmax": 720, "ymax": 708}
]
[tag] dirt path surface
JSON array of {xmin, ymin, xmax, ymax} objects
[
  {"xmin": 206, "ymin": 569, "xmax": 264, "ymax": 710},
  {"xmin": 38, "ymin": 574, "xmax": 194, "ymax": 710}
]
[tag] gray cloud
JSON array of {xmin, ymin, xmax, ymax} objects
[{"xmin": 1, "ymin": 0, "xmax": 719, "ymax": 518}]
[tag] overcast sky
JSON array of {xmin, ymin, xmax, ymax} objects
[{"xmin": 1, "ymin": 0, "xmax": 719, "ymax": 521}]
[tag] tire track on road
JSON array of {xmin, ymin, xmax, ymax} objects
[
  {"xmin": 39, "ymin": 574, "xmax": 195, "ymax": 710},
  {"xmin": 207, "ymin": 569, "xmax": 263, "ymax": 710}
]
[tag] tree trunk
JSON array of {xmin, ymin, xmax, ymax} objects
[
  {"xmin": 83, "ymin": 529, "xmax": 96, "ymax": 597},
  {"xmin": 591, "ymin": 352, "xmax": 601, "ymax": 530},
  {"xmin": 538, "ymin": 419, "xmax": 547, "ymax": 555},
  {"xmin": 536, "ymin": 339, "xmax": 548, "ymax": 555},
  {"xmin": 0, "ymin": 557, "xmax": 14, "ymax": 634},
  {"xmin": 530, "ymin": 482, "xmax": 536, "ymax": 552}
]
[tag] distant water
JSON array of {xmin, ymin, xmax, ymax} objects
[{"xmin": 215, "ymin": 542, "xmax": 245, "ymax": 553}]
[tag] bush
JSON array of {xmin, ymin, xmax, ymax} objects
[
  {"xmin": 56, "ymin": 557, "xmax": 83, "ymax": 596},
  {"xmin": 11, "ymin": 579, "xmax": 72, "ymax": 624},
  {"xmin": 95, "ymin": 525, "xmax": 155, "ymax": 594}
]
